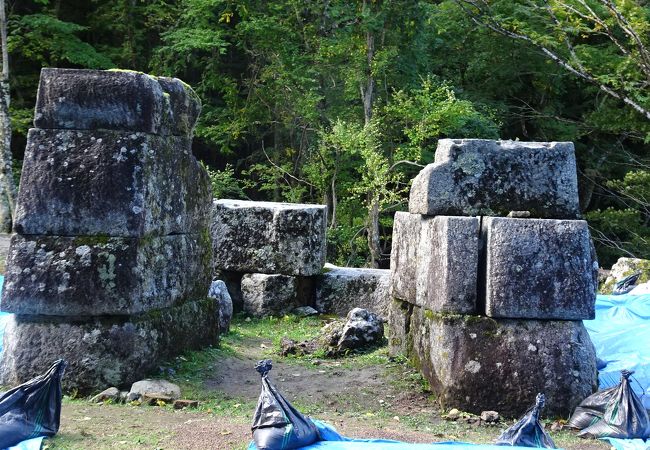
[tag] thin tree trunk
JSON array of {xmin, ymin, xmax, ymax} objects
[
  {"xmin": 0, "ymin": 0, "xmax": 15, "ymax": 233},
  {"xmin": 367, "ymin": 197, "xmax": 381, "ymax": 268}
]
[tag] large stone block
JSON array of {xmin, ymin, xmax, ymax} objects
[
  {"xmin": 34, "ymin": 68, "xmax": 200, "ymax": 136},
  {"xmin": 485, "ymin": 217, "xmax": 598, "ymax": 320},
  {"xmin": 14, "ymin": 128, "xmax": 210, "ymax": 237},
  {"xmin": 241, "ymin": 273, "xmax": 314, "ymax": 318},
  {"xmin": 0, "ymin": 298, "xmax": 218, "ymax": 394},
  {"xmin": 212, "ymin": 200, "xmax": 327, "ymax": 276},
  {"xmin": 386, "ymin": 298, "xmax": 413, "ymax": 358},
  {"xmin": 409, "ymin": 139, "xmax": 580, "ymax": 219},
  {"xmin": 406, "ymin": 307, "xmax": 597, "ymax": 417},
  {"xmin": 315, "ymin": 264, "xmax": 390, "ymax": 317},
  {"xmin": 1, "ymin": 233, "xmax": 211, "ymax": 316},
  {"xmin": 415, "ymin": 216, "xmax": 479, "ymax": 314},
  {"xmin": 389, "ymin": 212, "xmax": 420, "ymax": 302}
]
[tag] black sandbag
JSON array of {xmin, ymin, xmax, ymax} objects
[
  {"xmin": 567, "ymin": 370, "xmax": 650, "ymax": 439},
  {"xmin": 251, "ymin": 359, "xmax": 319, "ymax": 450},
  {"xmin": 0, "ymin": 359, "xmax": 67, "ymax": 448},
  {"xmin": 612, "ymin": 272, "xmax": 642, "ymax": 295},
  {"xmin": 496, "ymin": 393, "xmax": 556, "ymax": 448}
]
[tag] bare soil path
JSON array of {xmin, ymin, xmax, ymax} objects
[{"xmin": 47, "ymin": 316, "xmax": 607, "ymax": 449}]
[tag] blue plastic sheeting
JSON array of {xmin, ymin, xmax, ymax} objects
[
  {"xmin": 0, "ymin": 274, "xmax": 11, "ymax": 356},
  {"xmin": 584, "ymin": 294, "xmax": 650, "ymax": 409},
  {"xmin": 248, "ymin": 420, "xmax": 561, "ymax": 450},
  {"xmin": 602, "ymin": 437, "xmax": 650, "ymax": 450},
  {"xmin": 3, "ymin": 437, "xmax": 44, "ymax": 450}
]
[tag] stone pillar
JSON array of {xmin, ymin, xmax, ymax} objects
[
  {"xmin": 0, "ymin": 69, "xmax": 215, "ymax": 393},
  {"xmin": 388, "ymin": 139, "xmax": 598, "ymax": 417}
]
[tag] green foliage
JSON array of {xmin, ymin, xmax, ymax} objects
[{"xmin": 205, "ymin": 164, "xmax": 247, "ymax": 200}]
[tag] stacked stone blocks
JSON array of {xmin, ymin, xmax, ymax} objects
[
  {"xmin": 0, "ymin": 69, "xmax": 215, "ymax": 393},
  {"xmin": 388, "ymin": 139, "xmax": 598, "ymax": 417},
  {"xmin": 211, "ymin": 199, "xmax": 327, "ymax": 317}
]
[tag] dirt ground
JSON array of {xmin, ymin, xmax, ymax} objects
[{"xmin": 49, "ymin": 323, "xmax": 610, "ymax": 450}]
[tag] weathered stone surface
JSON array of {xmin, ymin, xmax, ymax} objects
[
  {"xmin": 34, "ymin": 68, "xmax": 200, "ymax": 136},
  {"xmin": 387, "ymin": 298, "xmax": 413, "ymax": 358},
  {"xmin": 214, "ymin": 270, "xmax": 243, "ymax": 312},
  {"xmin": 240, "ymin": 273, "xmax": 314, "ymax": 317},
  {"xmin": 208, "ymin": 280, "xmax": 233, "ymax": 333},
  {"xmin": 409, "ymin": 139, "xmax": 580, "ymax": 219},
  {"xmin": 319, "ymin": 308, "xmax": 384, "ymax": 356},
  {"xmin": 485, "ymin": 217, "xmax": 597, "ymax": 320},
  {"xmin": 416, "ymin": 216, "xmax": 479, "ymax": 314},
  {"xmin": 0, "ymin": 298, "xmax": 219, "ymax": 394},
  {"xmin": 211, "ymin": 199, "xmax": 327, "ymax": 276},
  {"xmin": 389, "ymin": 212, "xmax": 421, "ymax": 302},
  {"xmin": 90, "ymin": 387, "xmax": 120, "ymax": 403},
  {"xmin": 406, "ymin": 307, "xmax": 597, "ymax": 417},
  {"xmin": 14, "ymin": 128, "xmax": 210, "ymax": 237},
  {"xmin": 1, "ymin": 233, "xmax": 211, "ymax": 316},
  {"xmin": 315, "ymin": 263, "xmax": 390, "ymax": 317},
  {"xmin": 128, "ymin": 379, "xmax": 181, "ymax": 401},
  {"xmin": 603, "ymin": 257, "xmax": 650, "ymax": 294}
]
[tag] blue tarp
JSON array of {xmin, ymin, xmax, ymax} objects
[
  {"xmin": 248, "ymin": 420, "xmax": 552, "ymax": 449},
  {"xmin": 584, "ymin": 293, "xmax": 650, "ymax": 409}
]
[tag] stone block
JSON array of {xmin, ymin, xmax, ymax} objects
[
  {"xmin": 315, "ymin": 264, "xmax": 390, "ymax": 317},
  {"xmin": 406, "ymin": 306, "xmax": 597, "ymax": 417},
  {"xmin": 34, "ymin": 68, "xmax": 200, "ymax": 136},
  {"xmin": 1, "ymin": 233, "xmax": 211, "ymax": 316},
  {"xmin": 0, "ymin": 298, "xmax": 219, "ymax": 394},
  {"xmin": 14, "ymin": 128, "xmax": 210, "ymax": 237},
  {"xmin": 386, "ymin": 298, "xmax": 413, "ymax": 358},
  {"xmin": 211, "ymin": 199, "xmax": 327, "ymax": 276},
  {"xmin": 409, "ymin": 139, "xmax": 580, "ymax": 219},
  {"xmin": 240, "ymin": 273, "xmax": 314, "ymax": 317},
  {"xmin": 415, "ymin": 216, "xmax": 479, "ymax": 314},
  {"xmin": 389, "ymin": 212, "xmax": 420, "ymax": 302},
  {"xmin": 485, "ymin": 217, "xmax": 598, "ymax": 320}
]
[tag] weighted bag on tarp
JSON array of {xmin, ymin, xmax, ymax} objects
[
  {"xmin": 612, "ymin": 272, "xmax": 642, "ymax": 295},
  {"xmin": 496, "ymin": 393, "xmax": 556, "ymax": 448},
  {"xmin": 567, "ymin": 370, "xmax": 650, "ymax": 439},
  {"xmin": 0, "ymin": 359, "xmax": 67, "ymax": 448},
  {"xmin": 251, "ymin": 359, "xmax": 319, "ymax": 450}
]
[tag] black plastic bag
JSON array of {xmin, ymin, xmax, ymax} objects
[
  {"xmin": 0, "ymin": 359, "xmax": 67, "ymax": 448},
  {"xmin": 251, "ymin": 359, "xmax": 319, "ymax": 450},
  {"xmin": 496, "ymin": 393, "xmax": 556, "ymax": 448},
  {"xmin": 612, "ymin": 272, "xmax": 642, "ymax": 295},
  {"xmin": 567, "ymin": 370, "xmax": 650, "ymax": 439}
]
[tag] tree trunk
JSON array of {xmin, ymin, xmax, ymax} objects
[
  {"xmin": 367, "ymin": 197, "xmax": 381, "ymax": 268},
  {"xmin": 0, "ymin": 0, "xmax": 15, "ymax": 233}
]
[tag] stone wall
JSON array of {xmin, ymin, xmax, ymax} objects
[
  {"xmin": 0, "ymin": 69, "xmax": 215, "ymax": 393},
  {"xmin": 388, "ymin": 139, "xmax": 598, "ymax": 417}
]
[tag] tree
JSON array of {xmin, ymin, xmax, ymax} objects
[{"xmin": 0, "ymin": 0, "xmax": 15, "ymax": 232}]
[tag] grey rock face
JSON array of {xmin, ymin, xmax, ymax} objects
[
  {"xmin": 319, "ymin": 308, "xmax": 384, "ymax": 356},
  {"xmin": 0, "ymin": 298, "xmax": 218, "ymax": 394},
  {"xmin": 407, "ymin": 306, "xmax": 597, "ymax": 417},
  {"xmin": 2, "ymin": 233, "xmax": 211, "ymax": 316},
  {"xmin": 34, "ymin": 68, "xmax": 200, "ymax": 136},
  {"xmin": 211, "ymin": 199, "xmax": 327, "ymax": 276},
  {"xmin": 485, "ymin": 217, "xmax": 597, "ymax": 320},
  {"xmin": 208, "ymin": 280, "xmax": 233, "ymax": 333},
  {"xmin": 387, "ymin": 298, "xmax": 413, "ymax": 358},
  {"xmin": 128, "ymin": 379, "xmax": 181, "ymax": 401},
  {"xmin": 315, "ymin": 264, "xmax": 390, "ymax": 317},
  {"xmin": 14, "ymin": 128, "xmax": 210, "ymax": 237},
  {"xmin": 389, "ymin": 212, "xmax": 421, "ymax": 302},
  {"xmin": 240, "ymin": 273, "xmax": 314, "ymax": 317},
  {"xmin": 416, "ymin": 216, "xmax": 479, "ymax": 314},
  {"xmin": 90, "ymin": 387, "xmax": 120, "ymax": 403},
  {"xmin": 409, "ymin": 139, "xmax": 580, "ymax": 219}
]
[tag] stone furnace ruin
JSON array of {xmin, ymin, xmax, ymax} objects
[
  {"xmin": 388, "ymin": 139, "xmax": 599, "ymax": 417},
  {"xmin": 0, "ymin": 69, "xmax": 216, "ymax": 393}
]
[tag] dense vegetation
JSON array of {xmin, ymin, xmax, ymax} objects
[{"xmin": 7, "ymin": 0, "xmax": 650, "ymax": 267}]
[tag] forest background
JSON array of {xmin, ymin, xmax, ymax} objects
[{"xmin": 4, "ymin": 0, "xmax": 650, "ymax": 268}]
